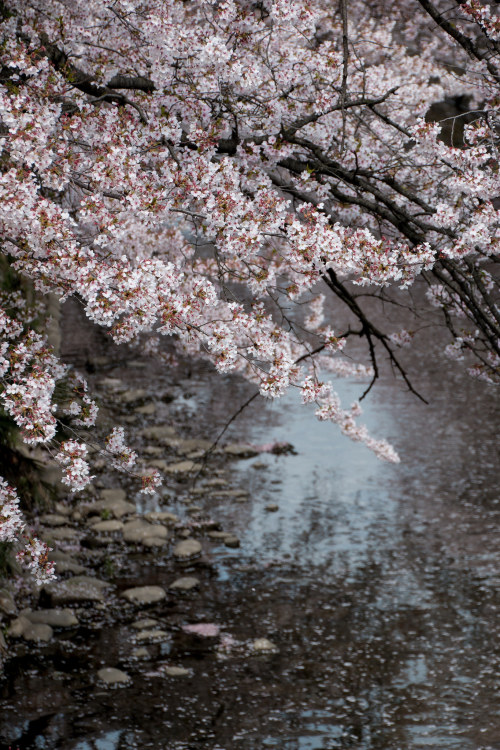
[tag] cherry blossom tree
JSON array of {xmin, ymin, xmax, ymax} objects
[{"xmin": 1, "ymin": 0, "xmax": 499, "ymax": 581}]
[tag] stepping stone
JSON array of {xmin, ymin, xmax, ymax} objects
[
  {"xmin": 83, "ymin": 497, "xmax": 136, "ymax": 520},
  {"xmin": 164, "ymin": 666, "xmax": 190, "ymax": 677},
  {"xmin": 39, "ymin": 514, "xmax": 68, "ymax": 527},
  {"xmin": 142, "ymin": 536, "xmax": 168, "ymax": 548},
  {"xmin": 90, "ymin": 519, "xmax": 124, "ymax": 533},
  {"xmin": 44, "ymin": 527, "xmax": 79, "ymax": 541},
  {"xmin": 134, "ymin": 403, "xmax": 156, "ymax": 416},
  {"xmin": 122, "ymin": 520, "xmax": 168, "ymax": 544},
  {"xmin": 173, "ymin": 539, "xmax": 202, "ymax": 560},
  {"xmin": 121, "ymin": 586, "xmax": 166, "ymax": 606},
  {"xmin": 0, "ymin": 589, "xmax": 17, "ymax": 616},
  {"xmin": 22, "ymin": 623, "xmax": 53, "ymax": 643},
  {"xmin": 163, "ymin": 461, "xmax": 202, "ymax": 475},
  {"xmin": 140, "ymin": 426, "xmax": 177, "ymax": 441},
  {"xmin": 144, "ymin": 511, "xmax": 178, "ymax": 525},
  {"xmin": 120, "ymin": 388, "xmax": 147, "ymax": 405},
  {"xmin": 131, "ymin": 618, "xmax": 160, "ymax": 630},
  {"xmin": 97, "ymin": 667, "xmax": 131, "ymax": 686},
  {"xmin": 43, "ymin": 576, "xmax": 111, "ymax": 605},
  {"xmin": 8, "ymin": 615, "xmax": 30, "ymax": 638},
  {"xmin": 136, "ymin": 629, "xmax": 170, "ymax": 642},
  {"xmin": 251, "ymin": 638, "xmax": 278, "ymax": 653},
  {"xmin": 224, "ymin": 443, "xmax": 259, "ymax": 458},
  {"xmin": 169, "ymin": 577, "xmax": 200, "ymax": 592},
  {"xmin": 223, "ymin": 535, "xmax": 240, "ymax": 548},
  {"xmin": 24, "ymin": 608, "xmax": 79, "ymax": 627}
]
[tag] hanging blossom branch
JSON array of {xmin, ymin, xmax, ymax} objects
[{"xmin": 0, "ymin": 0, "xmax": 499, "ymax": 579}]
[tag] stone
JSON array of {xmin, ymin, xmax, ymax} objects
[
  {"xmin": 121, "ymin": 586, "xmax": 166, "ymax": 606},
  {"xmin": 24, "ymin": 609, "xmax": 79, "ymax": 628},
  {"xmin": 142, "ymin": 536, "xmax": 167, "ymax": 548},
  {"xmin": 223, "ymin": 535, "xmax": 240, "ymax": 548},
  {"xmin": 144, "ymin": 511, "xmax": 179, "ymax": 525},
  {"xmin": 122, "ymin": 520, "xmax": 168, "ymax": 545},
  {"xmin": 0, "ymin": 589, "xmax": 17, "ymax": 617},
  {"xmin": 22, "ymin": 623, "xmax": 53, "ymax": 643},
  {"xmin": 120, "ymin": 388, "xmax": 147, "ymax": 405},
  {"xmin": 83, "ymin": 496, "xmax": 136, "ymax": 520},
  {"xmin": 173, "ymin": 539, "xmax": 202, "ymax": 560},
  {"xmin": 146, "ymin": 459, "xmax": 169, "ymax": 471},
  {"xmin": 43, "ymin": 526, "xmax": 79, "ymax": 541},
  {"xmin": 39, "ymin": 514, "xmax": 68, "ymax": 527},
  {"xmin": 132, "ymin": 647, "xmax": 150, "ymax": 659},
  {"xmin": 169, "ymin": 576, "xmax": 200, "ymax": 592},
  {"xmin": 54, "ymin": 502, "xmax": 72, "ymax": 516},
  {"xmin": 97, "ymin": 667, "xmax": 131, "ymax": 686},
  {"xmin": 43, "ymin": 575, "xmax": 111, "ymax": 605},
  {"xmin": 134, "ymin": 402, "xmax": 156, "ymax": 416},
  {"xmin": 140, "ymin": 425, "xmax": 177, "ymax": 441},
  {"xmin": 8, "ymin": 615, "xmax": 30, "ymax": 638},
  {"xmin": 136, "ymin": 629, "xmax": 170, "ymax": 642},
  {"xmin": 265, "ymin": 504, "xmax": 279, "ymax": 512},
  {"xmin": 163, "ymin": 461, "xmax": 202, "ymax": 475},
  {"xmin": 164, "ymin": 666, "xmax": 190, "ymax": 677},
  {"xmin": 175, "ymin": 438, "xmax": 212, "ymax": 453},
  {"xmin": 251, "ymin": 638, "xmax": 278, "ymax": 653},
  {"xmin": 98, "ymin": 377, "xmax": 124, "ymax": 390},
  {"xmin": 90, "ymin": 520, "xmax": 124, "ymax": 533},
  {"xmin": 212, "ymin": 489, "xmax": 248, "ymax": 499},
  {"xmin": 53, "ymin": 560, "xmax": 86, "ymax": 575},
  {"xmin": 204, "ymin": 478, "xmax": 228, "ymax": 487},
  {"xmin": 207, "ymin": 531, "xmax": 231, "ymax": 541},
  {"xmin": 101, "ymin": 488, "xmax": 126, "ymax": 503},
  {"xmin": 186, "ymin": 505, "xmax": 202, "ymax": 514},
  {"xmin": 252, "ymin": 461, "xmax": 268, "ymax": 469},
  {"xmin": 131, "ymin": 618, "xmax": 159, "ymax": 630},
  {"xmin": 224, "ymin": 443, "xmax": 259, "ymax": 458},
  {"xmin": 143, "ymin": 446, "xmax": 164, "ymax": 456}
]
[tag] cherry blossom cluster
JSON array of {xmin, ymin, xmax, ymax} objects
[
  {"xmin": 0, "ymin": 0, "xmax": 499, "ymax": 578},
  {"xmin": 0, "ymin": 478, "xmax": 55, "ymax": 584}
]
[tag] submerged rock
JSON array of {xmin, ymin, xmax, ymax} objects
[
  {"xmin": 121, "ymin": 586, "xmax": 166, "ymax": 606},
  {"xmin": 97, "ymin": 667, "xmax": 131, "ymax": 686},
  {"xmin": 173, "ymin": 539, "xmax": 202, "ymax": 560}
]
